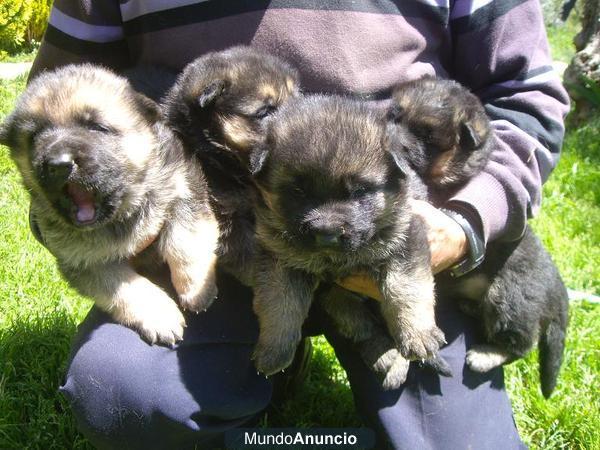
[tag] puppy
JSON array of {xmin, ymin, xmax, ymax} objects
[
  {"xmin": 390, "ymin": 77, "xmax": 569, "ymax": 397},
  {"xmin": 162, "ymin": 47, "xmax": 430, "ymax": 387},
  {"xmin": 164, "ymin": 46, "xmax": 299, "ymax": 285},
  {"xmin": 249, "ymin": 95, "xmax": 445, "ymax": 376},
  {"xmin": 0, "ymin": 64, "xmax": 220, "ymax": 346},
  {"xmin": 390, "ymin": 76, "xmax": 492, "ymax": 196}
]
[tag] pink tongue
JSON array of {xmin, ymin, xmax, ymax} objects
[{"xmin": 67, "ymin": 184, "xmax": 96, "ymax": 223}]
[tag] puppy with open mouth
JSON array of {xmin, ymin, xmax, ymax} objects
[
  {"xmin": 248, "ymin": 94, "xmax": 446, "ymax": 376},
  {"xmin": 1, "ymin": 64, "xmax": 220, "ymax": 346}
]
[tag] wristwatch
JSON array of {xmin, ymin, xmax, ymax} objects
[{"xmin": 439, "ymin": 207, "xmax": 485, "ymax": 278}]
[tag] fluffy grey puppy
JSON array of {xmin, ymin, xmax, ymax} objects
[
  {"xmin": 1, "ymin": 65, "xmax": 219, "ymax": 346},
  {"xmin": 248, "ymin": 95, "xmax": 445, "ymax": 376}
]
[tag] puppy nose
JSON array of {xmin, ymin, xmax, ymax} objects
[
  {"xmin": 44, "ymin": 153, "xmax": 75, "ymax": 185},
  {"xmin": 314, "ymin": 230, "xmax": 343, "ymax": 248}
]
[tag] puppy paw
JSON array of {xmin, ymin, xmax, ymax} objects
[
  {"xmin": 112, "ymin": 284, "xmax": 186, "ymax": 347},
  {"xmin": 358, "ymin": 332, "xmax": 409, "ymax": 390},
  {"xmin": 466, "ymin": 345, "xmax": 511, "ymax": 373},
  {"xmin": 397, "ymin": 325, "xmax": 445, "ymax": 360},
  {"xmin": 173, "ymin": 261, "xmax": 218, "ymax": 313},
  {"xmin": 135, "ymin": 298, "xmax": 186, "ymax": 346},
  {"xmin": 419, "ymin": 354, "xmax": 453, "ymax": 377},
  {"xmin": 252, "ymin": 336, "xmax": 299, "ymax": 376},
  {"xmin": 382, "ymin": 356, "xmax": 410, "ymax": 390}
]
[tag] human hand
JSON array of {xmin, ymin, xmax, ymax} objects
[
  {"xmin": 410, "ymin": 199, "xmax": 468, "ymax": 274},
  {"xmin": 336, "ymin": 200, "xmax": 468, "ymax": 300}
]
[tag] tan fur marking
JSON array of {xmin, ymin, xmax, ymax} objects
[
  {"xmin": 221, "ymin": 115, "xmax": 254, "ymax": 151},
  {"xmin": 285, "ymin": 77, "xmax": 297, "ymax": 95},
  {"xmin": 257, "ymin": 185, "xmax": 276, "ymax": 211},
  {"xmin": 162, "ymin": 218, "xmax": 220, "ymax": 312},
  {"xmin": 430, "ymin": 147, "xmax": 457, "ymax": 180},
  {"xmin": 96, "ymin": 264, "xmax": 186, "ymax": 345},
  {"xmin": 259, "ymin": 84, "xmax": 278, "ymax": 100}
]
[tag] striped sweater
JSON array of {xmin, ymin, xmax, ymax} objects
[{"xmin": 30, "ymin": 0, "xmax": 570, "ymax": 244}]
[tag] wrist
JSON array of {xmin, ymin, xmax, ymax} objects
[{"xmin": 440, "ymin": 203, "xmax": 485, "ymax": 277}]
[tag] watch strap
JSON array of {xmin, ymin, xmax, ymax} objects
[{"xmin": 440, "ymin": 207, "xmax": 485, "ymax": 277}]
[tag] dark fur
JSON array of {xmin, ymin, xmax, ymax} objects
[
  {"xmin": 389, "ymin": 77, "xmax": 492, "ymax": 197},
  {"xmin": 161, "ymin": 47, "xmax": 438, "ymax": 387},
  {"xmin": 390, "ymin": 77, "xmax": 569, "ymax": 397},
  {"xmin": 163, "ymin": 46, "xmax": 299, "ymax": 285},
  {"xmin": 0, "ymin": 65, "xmax": 220, "ymax": 346},
  {"xmin": 249, "ymin": 95, "xmax": 445, "ymax": 376},
  {"xmin": 437, "ymin": 226, "xmax": 569, "ymax": 397}
]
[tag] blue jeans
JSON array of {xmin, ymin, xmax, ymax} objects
[{"xmin": 61, "ymin": 270, "xmax": 526, "ymax": 449}]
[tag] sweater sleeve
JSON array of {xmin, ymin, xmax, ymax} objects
[
  {"xmin": 29, "ymin": 0, "xmax": 130, "ymax": 80},
  {"xmin": 446, "ymin": 0, "xmax": 570, "ymax": 243}
]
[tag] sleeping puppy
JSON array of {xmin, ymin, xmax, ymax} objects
[
  {"xmin": 248, "ymin": 95, "xmax": 445, "ymax": 376},
  {"xmin": 389, "ymin": 77, "xmax": 569, "ymax": 397},
  {"xmin": 389, "ymin": 76, "xmax": 492, "ymax": 196},
  {"xmin": 164, "ymin": 45, "xmax": 299, "ymax": 285},
  {"xmin": 0, "ymin": 64, "xmax": 219, "ymax": 346}
]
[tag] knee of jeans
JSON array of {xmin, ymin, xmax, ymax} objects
[{"xmin": 60, "ymin": 321, "xmax": 272, "ymax": 448}]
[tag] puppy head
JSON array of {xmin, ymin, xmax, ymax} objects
[
  {"xmin": 1, "ymin": 64, "xmax": 161, "ymax": 228},
  {"xmin": 389, "ymin": 77, "xmax": 491, "ymax": 187},
  {"xmin": 251, "ymin": 95, "xmax": 413, "ymax": 254},
  {"xmin": 164, "ymin": 45, "xmax": 299, "ymax": 158}
]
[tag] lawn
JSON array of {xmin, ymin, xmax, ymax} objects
[{"xmin": 1, "ymin": 27, "xmax": 599, "ymax": 450}]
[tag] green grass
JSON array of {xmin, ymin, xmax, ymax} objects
[
  {"xmin": 1, "ymin": 64, "xmax": 599, "ymax": 449},
  {"xmin": 0, "ymin": 47, "xmax": 38, "ymax": 64},
  {"xmin": 545, "ymin": 11, "xmax": 580, "ymax": 63}
]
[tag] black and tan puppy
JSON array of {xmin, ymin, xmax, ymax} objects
[
  {"xmin": 390, "ymin": 77, "xmax": 569, "ymax": 397},
  {"xmin": 249, "ymin": 95, "xmax": 445, "ymax": 376},
  {"xmin": 162, "ymin": 47, "xmax": 427, "ymax": 387},
  {"xmin": 164, "ymin": 46, "xmax": 299, "ymax": 285},
  {"xmin": 390, "ymin": 76, "xmax": 492, "ymax": 195},
  {"xmin": 0, "ymin": 65, "xmax": 219, "ymax": 346}
]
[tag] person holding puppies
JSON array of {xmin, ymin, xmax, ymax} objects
[{"xmin": 26, "ymin": 0, "xmax": 569, "ymax": 449}]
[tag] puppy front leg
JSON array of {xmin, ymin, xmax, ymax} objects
[
  {"xmin": 61, "ymin": 262, "xmax": 185, "ymax": 346},
  {"xmin": 378, "ymin": 257, "xmax": 445, "ymax": 360},
  {"xmin": 318, "ymin": 285, "xmax": 377, "ymax": 342},
  {"xmin": 159, "ymin": 203, "xmax": 220, "ymax": 313},
  {"xmin": 252, "ymin": 254, "xmax": 317, "ymax": 376}
]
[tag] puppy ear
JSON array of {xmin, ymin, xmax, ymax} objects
[
  {"xmin": 460, "ymin": 121, "xmax": 484, "ymax": 150},
  {"xmin": 386, "ymin": 147, "xmax": 409, "ymax": 178},
  {"xmin": 134, "ymin": 93, "xmax": 161, "ymax": 123},
  {"xmin": 198, "ymin": 80, "xmax": 226, "ymax": 108},
  {"xmin": 249, "ymin": 144, "xmax": 270, "ymax": 176},
  {"xmin": 385, "ymin": 124, "xmax": 413, "ymax": 179}
]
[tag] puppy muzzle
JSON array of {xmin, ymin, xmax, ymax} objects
[{"xmin": 41, "ymin": 152, "xmax": 75, "ymax": 190}]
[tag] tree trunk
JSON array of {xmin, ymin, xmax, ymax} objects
[{"xmin": 563, "ymin": 0, "xmax": 600, "ymax": 122}]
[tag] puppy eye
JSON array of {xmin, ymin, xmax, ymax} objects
[
  {"xmin": 86, "ymin": 122, "xmax": 112, "ymax": 133},
  {"xmin": 253, "ymin": 105, "xmax": 276, "ymax": 119},
  {"xmin": 350, "ymin": 186, "xmax": 369, "ymax": 198},
  {"xmin": 80, "ymin": 116, "xmax": 113, "ymax": 133},
  {"xmin": 292, "ymin": 186, "xmax": 306, "ymax": 197}
]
